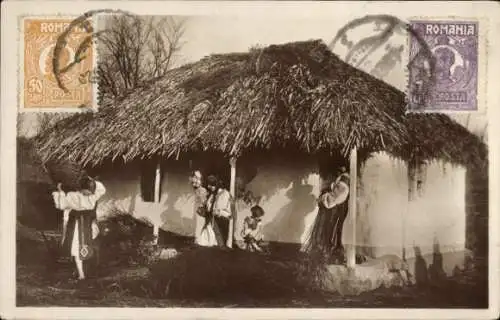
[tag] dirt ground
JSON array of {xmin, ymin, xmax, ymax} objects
[{"xmin": 16, "ymin": 237, "xmax": 488, "ymax": 308}]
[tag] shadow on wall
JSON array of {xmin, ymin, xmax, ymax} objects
[
  {"xmin": 238, "ymin": 150, "xmax": 317, "ymax": 202},
  {"xmin": 159, "ymin": 164, "xmax": 196, "ymax": 237},
  {"xmin": 411, "ymin": 240, "xmax": 447, "ymax": 287},
  {"xmin": 357, "ymin": 181, "xmax": 375, "ymax": 258},
  {"xmin": 413, "ymin": 245, "xmax": 429, "ymax": 286},
  {"xmin": 262, "ymin": 177, "xmax": 316, "ymax": 243},
  {"xmin": 90, "ymin": 160, "xmax": 142, "ymax": 217},
  {"xmin": 232, "ymin": 151, "xmax": 318, "ymax": 243},
  {"xmin": 407, "ymin": 239, "xmax": 488, "ymax": 307}
]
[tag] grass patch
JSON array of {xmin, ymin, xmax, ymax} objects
[{"xmin": 16, "ymin": 211, "xmax": 489, "ymax": 308}]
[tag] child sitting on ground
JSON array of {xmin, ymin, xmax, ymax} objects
[{"xmin": 241, "ymin": 205, "xmax": 265, "ymax": 252}]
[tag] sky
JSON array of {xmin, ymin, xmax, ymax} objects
[
  {"xmin": 178, "ymin": 15, "xmax": 487, "ymax": 139},
  {"xmin": 176, "ymin": 15, "xmax": 407, "ymax": 89},
  {"xmin": 19, "ymin": 14, "xmax": 487, "ymax": 140},
  {"xmin": 177, "ymin": 16, "xmax": 347, "ymax": 66}
]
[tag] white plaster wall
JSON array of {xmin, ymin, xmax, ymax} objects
[
  {"xmin": 95, "ymin": 152, "xmax": 467, "ymax": 272},
  {"xmin": 346, "ymin": 153, "xmax": 409, "ymax": 258},
  {"xmin": 233, "ymin": 159, "xmax": 320, "ymax": 243},
  {"xmin": 95, "ymin": 165, "xmax": 140, "ymax": 219},
  {"xmin": 95, "ymin": 162, "xmax": 198, "ymax": 237},
  {"xmin": 95, "ymin": 157, "xmax": 320, "ymax": 242},
  {"xmin": 155, "ymin": 170, "xmax": 197, "ymax": 236},
  {"xmin": 344, "ymin": 152, "xmax": 467, "ymax": 276},
  {"xmin": 405, "ymin": 160, "xmax": 466, "ymax": 255}
]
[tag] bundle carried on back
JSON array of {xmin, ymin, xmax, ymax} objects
[{"xmin": 44, "ymin": 159, "xmax": 89, "ymax": 191}]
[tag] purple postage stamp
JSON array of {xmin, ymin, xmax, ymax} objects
[{"xmin": 408, "ymin": 20, "xmax": 478, "ymax": 112}]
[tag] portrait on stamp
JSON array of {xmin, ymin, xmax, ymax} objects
[
  {"xmin": 23, "ymin": 18, "xmax": 94, "ymax": 109},
  {"xmin": 8, "ymin": 4, "xmax": 493, "ymax": 316},
  {"xmin": 408, "ymin": 21, "xmax": 479, "ymax": 112}
]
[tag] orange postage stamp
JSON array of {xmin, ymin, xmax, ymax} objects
[{"xmin": 22, "ymin": 18, "xmax": 95, "ymax": 110}]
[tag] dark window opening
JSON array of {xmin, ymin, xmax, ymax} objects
[{"xmin": 140, "ymin": 160, "xmax": 162, "ymax": 202}]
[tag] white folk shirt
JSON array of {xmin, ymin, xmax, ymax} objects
[
  {"xmin": 320, "ymin": 180, "xmax": 349, "ymax": 209},
  {"xmin": 242, "ymin": 217, "xmax": 263, "ymax": 241},
  {"xmin": 52, "ymin": 181, "xmax": 106, "ymax": 212},
  {"xmin": 206, "ymin": 188, "xmax": 232, "ymax": 218}
]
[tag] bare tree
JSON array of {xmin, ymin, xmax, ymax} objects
[
  {"xmin": 17, "ymin": 113, "xmax": 67, "ymax": 137},
  {"xmin": 97, "ymin": 15, "xmax": 186, "ymax": 101}
]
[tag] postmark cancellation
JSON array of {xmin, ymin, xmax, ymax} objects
[{"xmin": 21, "ymin": 17, "xmax": 95, "ymax": 110}]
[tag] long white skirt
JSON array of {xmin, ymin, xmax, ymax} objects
[
  {"xmin": 69, "ymin": 220, "xmax": 100, "ymax": 257},
  {"xmin": 194, "ymin": 215, "xmax": 218, "ymax": 247}
]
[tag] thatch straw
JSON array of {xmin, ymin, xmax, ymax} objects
[{"xmin": 35, "ymin": 40, "xmax": 487, "ymax": 168}]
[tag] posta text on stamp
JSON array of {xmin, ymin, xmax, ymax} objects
[
  {"xmin": 408, "ymin": 20, "xmax": 478, "ymax": 112},
  {"xmin": 23, "ymin": 18, "xmax": 94, "ymax": 109}
]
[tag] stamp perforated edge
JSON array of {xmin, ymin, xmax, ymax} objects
[
  {"xmin": 405, "ymin": 16, "xmax": 488, "ymax": 115},
  {"xmin": 17, "ymin": 14, "xmax": 99, "ymax": 113}
]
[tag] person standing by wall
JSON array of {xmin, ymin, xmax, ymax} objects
[
  {"xmin": 52, "ymin": 176, "xmax": 106, "ymax": 281},
  {"xmin": 303, "ymin": 167, "xmax": 350, "ymax": 264},
  {"xmin": 190, "ymin": 170, "xmax": 217, "ymax": 247},
  {"xmin": 205, "ymin": 175, "xmax": 232, "ymax": 247}
]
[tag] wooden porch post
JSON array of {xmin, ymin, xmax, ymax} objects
[
  {"xmin": 227, "ymin": 157, "xmax": 237, "ymax": 248},
  {"xmin": 347, "ymin": 146, "xmax": 358, "ymax": 268},
  {"xmin": 153, "ymin": 160, "xmax": 161, "ymax": 244}
]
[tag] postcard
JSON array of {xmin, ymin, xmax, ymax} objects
[{"xmin": 1, "ymin": 1, "xmax": 499, "ymax": 320}]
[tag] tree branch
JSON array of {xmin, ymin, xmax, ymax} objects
[{"xmin": 97, "ymin": 15, "xmax": 188, "ymax": 100}]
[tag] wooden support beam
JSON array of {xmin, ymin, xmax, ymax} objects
[
  {"xmin": 154, "ymin": 161, "xmax": 161, "ymax": 203},
  {"xmin": 153, "ymin": 160, "xmax": 161, "ymax": 244},
  {"xmin": 227, "ymin": 157, "xmax": 237, "ymax": 248},
  {"xmin": 347, "ymin": 146, "xmax": 358, "ymax": 268}
]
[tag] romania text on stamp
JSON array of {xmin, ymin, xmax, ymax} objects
[{"xmin": 408, "ymin": 20, "xmax": 478, "ymax": 112}]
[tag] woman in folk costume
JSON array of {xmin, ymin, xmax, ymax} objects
[
  {"xmin": 303, "ymin": 168, "xmax": 350, "ymax": 264},
  {"xmin": 52, "ymin": 176, "xmax": 106, "ymax": 280},
  {"xmin": 190, "ymin": 171, "xmax": 218, "ymax": 247},
  {"xmin": 205, "ymin": 175, "xmax": 232, "ymax": 247}
]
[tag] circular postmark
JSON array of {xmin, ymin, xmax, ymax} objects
[
  {"xmin": 329, "ymin": 14, "xmax": 437, "ymax": 111},
  {"xmin": 52, "ymin": 9, "xmax": 135, "ymax": 94}
]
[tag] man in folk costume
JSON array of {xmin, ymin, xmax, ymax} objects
[
  {"xmin": 304, "ymin": 167, "xmax": 350, "ymax": 264},
  {"xmin": 190, "ymin": 170, "xmax": 218, "ymax": 247},
  {"xmin": 205, "ymin": 175, "xmax": 233, "ymax": 247},
  {"xmin": 52, "ymin": 176, "xmax": 106, "ymax": 281}
]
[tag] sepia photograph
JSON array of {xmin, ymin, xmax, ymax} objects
[{"xmin": 2, "ymin": 1, "xmax": 499, "ymax": 318}]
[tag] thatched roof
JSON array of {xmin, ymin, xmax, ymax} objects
[{"xmin": 35, "ymin": 40, "xmax": 486, "ymax": 168}]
